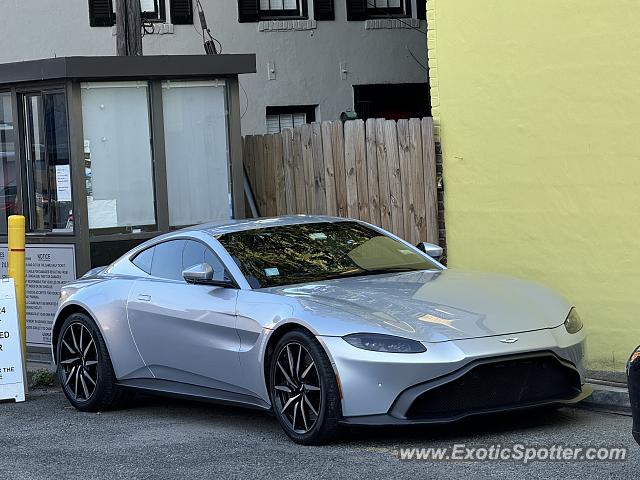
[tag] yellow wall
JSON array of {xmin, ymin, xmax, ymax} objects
[{"xmin": 427, "ymin": 0, "xmax": 640, "ymax": 372}]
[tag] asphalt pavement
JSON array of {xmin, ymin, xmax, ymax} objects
[{"xmin": 0, "ymin": 389, "xmax": 636, "ymax": 479}]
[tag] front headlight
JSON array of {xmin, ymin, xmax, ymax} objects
[
  {"xmin": 564, "ymin": 307, "xmax": 583, "ymax": 334},
  {"xmin": 343, "ymin": 333, "xmax": 427, "ymax": 353}
]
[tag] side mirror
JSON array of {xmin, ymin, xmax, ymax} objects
[
  {"xmin": 416, "ymin": 242, "xmax": 443, "ymax": 260},
  {"xmin": 183, "ymin": 263, "xmax": 214, "ymax": 283},
  {"xmin": 182, "ymin": 263, "xmax": 235, "ymax": 288}
]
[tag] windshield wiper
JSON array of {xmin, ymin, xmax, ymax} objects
[{"xmin": 320, "ymin": 267, "xmax": 418, "ymax": 281}]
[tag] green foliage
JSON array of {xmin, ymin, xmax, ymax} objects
[{"xmin": 31, "ymin": 369, "xmax": 56, "ymax": 388}]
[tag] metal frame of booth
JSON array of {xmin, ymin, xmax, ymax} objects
[{"xmin": 0, "ymin": 55, "xmax": 256, "ymax": 358}]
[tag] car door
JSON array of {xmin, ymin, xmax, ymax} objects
[{"xmin": 126, "ymin": 238, "xmax": 244, "ymax": 394}]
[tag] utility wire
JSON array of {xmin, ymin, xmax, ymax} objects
[
  {"xmin": 193, "ymin": 0, "xmax": 223, "ymax": 54},
  {"xmin": 239, "ymin": 81, "xmax": 249, "ymax": 119},
  {"xmin": 406, "ymin": 45, "xmax": 428, "ymax": 71}
]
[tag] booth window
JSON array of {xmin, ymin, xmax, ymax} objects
[
  {"xmin": 0, "ymin": 93, "xmax": 18, "ymax": 228},
  {"xmin": 162, "ymin": 80, "xmax": 231, "ymax": 227},
  {"xmin": 23, "ymin": 91, "xmax": 74, "ymax": 233},
  {"xmin": 81, "ymin": 82, "xmax": 157, "ymax": 235}
]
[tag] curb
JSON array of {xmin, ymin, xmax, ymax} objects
[{"xmin": 581, "ymin": 380, "xmax": 631, "ymax": 415}]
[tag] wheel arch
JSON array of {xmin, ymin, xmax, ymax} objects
[
  {"xmin": 52, "ymin": 303, "xmax": 100, "ymax": 364},
  {"xmin": 262, "ymin": 322, "xmax": 340, "ymax": 401}
]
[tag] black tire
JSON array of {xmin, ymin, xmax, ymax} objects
[
  {"xmin": 269, "ymin": 329, "xmax": 341, "ymax": 445},
  {"xmin": 57, "ymin": 312, "xmax": 133, "ymax": 412}
]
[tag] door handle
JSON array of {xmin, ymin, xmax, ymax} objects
[{"xmin": 137, "ymin": 294, "xmax": 151, "ymax": 302}]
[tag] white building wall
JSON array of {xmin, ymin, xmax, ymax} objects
[{"xmin": 0, "ymin": 0, "xmax": 428, "ymax": 134}]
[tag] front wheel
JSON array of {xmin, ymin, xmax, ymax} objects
[
  {"xmin": 57, "ymin": 313, "xmax": 132, "ymax": 411},
  {"xmin": 269, "ymin": 329, "xmax": 341, "ymax": 445}
]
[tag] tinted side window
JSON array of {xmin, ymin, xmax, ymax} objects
[
  {"xmin": 132, "ymin": 247, "xmax": 154, "ymax": 274},
  {"xmin": 204, "ymin": 248, "xmax": 228, "ymax": 282},
  {"xmin": 151, "ymin": 240, "xmax": 187, "ymax": 281},
  {"xmin": 183, "ymin": 240, "xmax": 229, "ymax": 282},
  {"xmin": 182, "ymin": 240, "xmax": 206, "ymax": 270}
]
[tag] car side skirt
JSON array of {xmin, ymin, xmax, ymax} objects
[{"xmin": 117, "ymin": 378, "xmax": 272, "ymax": 411}]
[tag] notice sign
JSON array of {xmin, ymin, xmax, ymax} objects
[
  {"xmin": 0, "ymin": 278, "xmax": 26, "ymax": 402},
  {"xmin": 55, "ymin": 165, "xmax": 72, "ymax": 202},
  {"xmin": 0, "ymin": 244, "xmax": 76, "ymax": 346}
]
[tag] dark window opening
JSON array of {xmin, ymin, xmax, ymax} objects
[
  {"xmin": 365, "ymin": 0, "xmax": 410, "ymax": 17},
  {"xmin": 260, "ymin": 0, "xmax": 305, "ymax": 18},
  {"xmin": 347, "ymin": 0, "xmax": 412, "ymax": 20},
  {"xmin": 89, "ymin": 0, "xmax": 193, "ymax": 26},
  {"xmin": 89, "ymin": 0, "xmax": 115, "ymax": 27},
  {"xmin": 353, "ymin": 83, "xmax": 430, "ymax": 121},
  {"xmin": 266, "ymin": 105, "xmax": 316, "ymax": 133},
  {"xmin": 240, "ymin": 0, "xmax": 309, "ymax": 21},
  {"xmin": 140, "ymin": 0, "xmax": 167, "ymax": 22}
]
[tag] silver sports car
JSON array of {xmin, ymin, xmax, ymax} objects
[{"xmin": 52, "ymin": 215, "xmax": 590, "ymax": 444}]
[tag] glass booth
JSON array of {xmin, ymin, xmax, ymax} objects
[{"xmin": 0, "ymin": 55, "xmax": 255, "ymax": 356}]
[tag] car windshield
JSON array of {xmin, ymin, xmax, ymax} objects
[{"xmin": 216, "ymin": 221, "xmax": 439, "ymax": 288}]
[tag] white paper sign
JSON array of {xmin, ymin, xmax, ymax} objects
[
  {"xmin": 87, "ymin": 198, "xmax": 118, "ymax": 229},
  {"xmin": 55, "ymin": 165, "xmax": 72, "ymax": 202},
  {"xmin": 0, "ymin": 278, "xmax": 26, "ymax": 402}
]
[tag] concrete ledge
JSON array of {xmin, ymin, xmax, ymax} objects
[
  {"xmin": 581, "ymin": 380, "xmax": 631, "ymax": 415},
  {"xmin": 258, "ymin": 19, "xmax": 316, "ymax": 31},
  {"xmin": 111, "ymin": 23, "xmax": 175, "ymax": 35},
  {"xmin": 365, "ymin": 18, "xmax": 423, "ymax": 30}
]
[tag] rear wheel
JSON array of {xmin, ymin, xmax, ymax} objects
[
  {"xmin": 269, "ymin": 330, "xmax": 341, "ymax": 445},
  {"xmin": 57, "ymin": 313, "xmax": 132, "ymax": 411}
]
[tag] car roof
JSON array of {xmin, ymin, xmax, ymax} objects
[{"xmin": 180, "ymin": 215, "xmax": 352, "ymax": 236}]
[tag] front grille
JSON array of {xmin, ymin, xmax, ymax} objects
[{"xmin": 405, "ymin": 355, "xmax": 582, "ymax": 420}]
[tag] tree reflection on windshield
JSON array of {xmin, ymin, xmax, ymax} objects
[{"xmin": 216, "ymin": 221, "xmax": 436, "ymax": 288}]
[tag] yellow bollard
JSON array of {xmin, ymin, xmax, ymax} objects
[{"xmin": 8, "ymin": 215, "xmax": 26, "ymax": 357}]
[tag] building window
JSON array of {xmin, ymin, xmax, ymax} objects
[
  {"xmin": 88, "ymin": 0, "xmax": 193, "ymax": 27},
  {"xmin": 140, "ymin": 0, "xmax": 166, "ymax": 22},
  {"xmin": 266, "ymin": 106, "xmax": 316, "ymax": 134},
  {"xmin": 366, "ymin": 0, "xmax": 407, "ymax": 16},
  {"xmin": 353, "ymin": 83, "xmax": 430, "ymax": 121},
  {"xmin": 239, "ymin": 0, "xmax": 309, "ymax": 22},
  {"xmin": 259, "ymin": 0, "xmax": 303, "ymax": 17},
  {"xmin": 347, "ymin": 0, "xmax": 415, "ymax": 20},
  {"xmin": 81, "ymin": 82, "xmax": 157, "ymax": 234}
]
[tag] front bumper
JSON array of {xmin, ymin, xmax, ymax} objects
[
  {"xmin": 318, "ymin": 325, "xmax": 588, "ymax": 421},
  {"xmin": 340, "ymin": 352, "xmax": 592, "ymax": 426}
]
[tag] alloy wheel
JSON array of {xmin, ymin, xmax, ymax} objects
[
  {"xmin": 59, "ymin": 322, "xmax": 99, "ymax": 402},
  {"xmin": 272, "ymin": 342, "xmax": 322, "ymax": 434}
]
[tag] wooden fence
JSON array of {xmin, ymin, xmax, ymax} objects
[{"xmin": 242, "ymin": 118, "xmax": 438, "ymax": 245}]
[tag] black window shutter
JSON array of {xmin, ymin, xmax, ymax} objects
[
  {"xmin": 238, "ymin": 0, "xmax": 259, "ymax": 23},
  {"xmin": 170, "ymin": 0, "xmax": 193, "ymax": 24},
  {"xmin": 346, "ymin": 0, "xmax": 367, "ymax": 21},
  {"xmin": 416, "ymin": 0, "xmax": 426, "ymax": 20},
  {"xmin": 88, "ymin": 0, "xmax": 114, "ymax": 27},
  {"xmin": 314, "ymin": 0, "xmax": 334, "ymax": 20}
]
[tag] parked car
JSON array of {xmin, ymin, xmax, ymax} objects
[
  {"xmin": 627, "ymin": 347, "xmax": 640, "ymax": 444},
  {"xmin": 52, "ymin": 215, "xmax": 591, "ymax": 445}
]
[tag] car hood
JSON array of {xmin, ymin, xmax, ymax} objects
[{"xmin": 262, "ymin": 270, "xmax": 572, "ymax": 342}]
